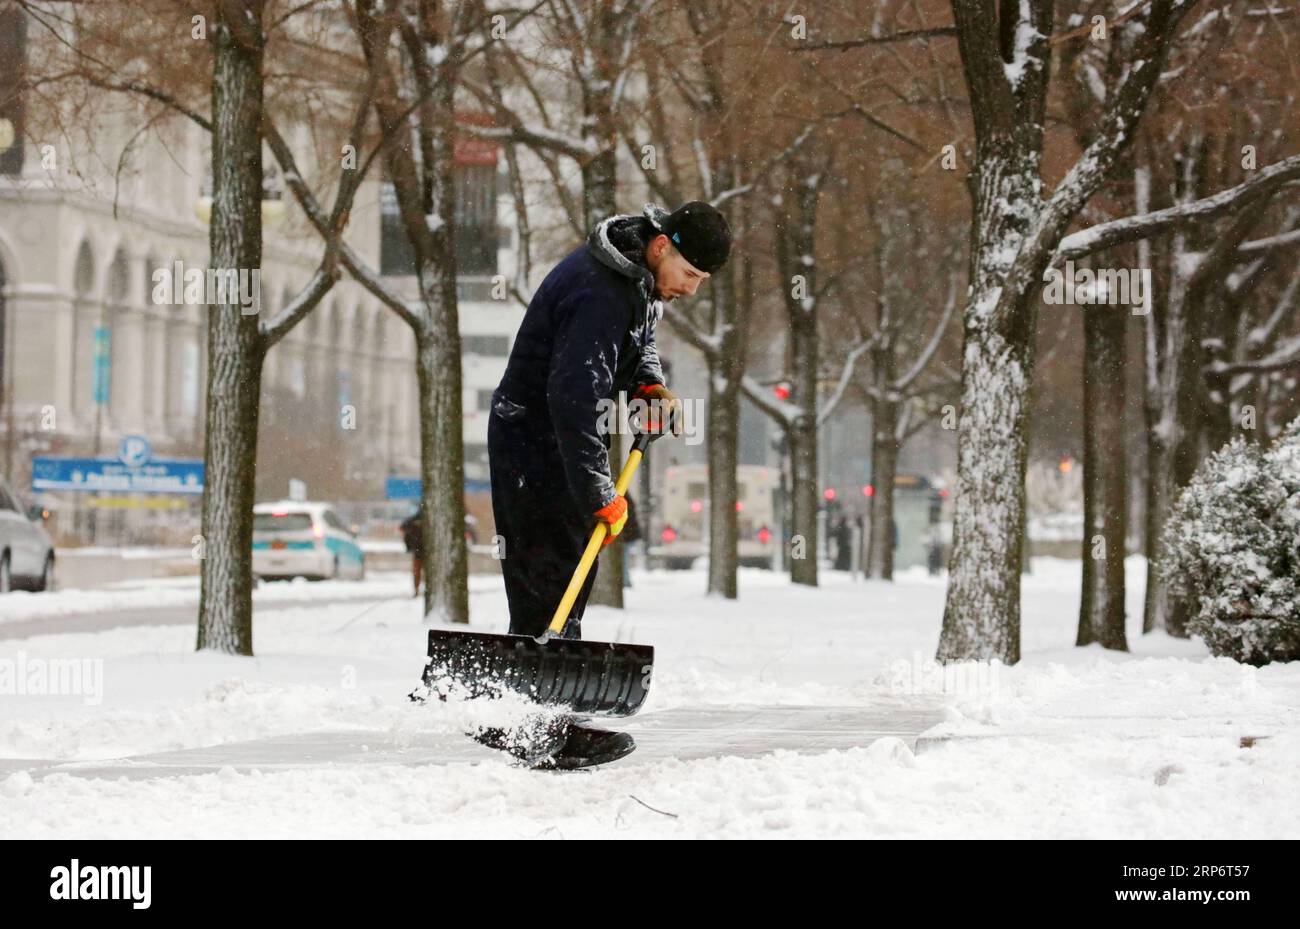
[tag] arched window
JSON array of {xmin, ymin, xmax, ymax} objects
[
  {"xmin": 106, "ymin": 249, "xmax": 128, "ymax": 304},
  {"xmin": 73, "ymin": 240, "xmax": 95, "ymax": 296},
  {"xmin": 72, "ymin": 240, "xmax": 97, "ymax": 415},
  {"xmin": 372, "ymin": 311, "xmax": 387, "ymax": 357},
  {"xmin": 140, "ymin": 254, "xmax": 162, "ymax": 427},
  {"xmin": 105, "ymin": 249, "xmax": 129, "ymax": 422},
  {"xmin": 143, "ymin": 254, "xmax": 159, "ymax": 306}
]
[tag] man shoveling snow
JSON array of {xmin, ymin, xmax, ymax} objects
[{"xmin": 475, "ymin": 201, "xmax": 732, "ymax": 768}]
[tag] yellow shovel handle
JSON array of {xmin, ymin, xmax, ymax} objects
[{"xmin": 545, "ymin": 436, "xmax": 649, "ymax": 636}]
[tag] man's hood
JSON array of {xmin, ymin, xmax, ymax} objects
[{"xmin": 586, "ymin": 204, "xmax": 672, "ymax": 321}]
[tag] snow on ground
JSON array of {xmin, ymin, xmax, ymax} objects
[
  {"xmin": 1, "ymin": 558, "xmax": 1297, "ymax": 838},
  {"xmin": 0, "ymin": 571, "xmax": 414, "ymax": 623}
]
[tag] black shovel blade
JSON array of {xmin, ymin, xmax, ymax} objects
[{"xmin": 418, "ymin": 629, "xmax": 654, "ymax": 718}]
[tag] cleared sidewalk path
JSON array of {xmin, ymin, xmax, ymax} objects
[{"xmin": 1, "ymin": 702, "xmax": 947, "ymax": 782}]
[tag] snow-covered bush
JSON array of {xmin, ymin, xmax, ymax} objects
[{"xmin": 1160, "ymin": 418, "xmax": 1300, "ymax": 665}]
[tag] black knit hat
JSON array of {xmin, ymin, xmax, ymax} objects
[{"xmin": 658, "ymin": 201, "xmax": 732, "ymax": 273}]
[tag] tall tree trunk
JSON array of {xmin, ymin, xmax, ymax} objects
[
  {"xmin": 787, "ymin": 413, "xmax": 818, "ymax": 586},
  {"xmin": 1141, "ymin": 138, "xmax": 1223, "ymax": 641},
  {"xmin": 772, "ymin": 162, "xmax": 823, "ymax": 586},
  {"xmin": 355, "ymin": 6, "xmax": 471, "ymax": 626},
  {"xmin": 707, "ymin": 263, "xmax": 741, "ymax": 598},
  {"xmin": 415, "ymin": 321, "xmax": 469, "ymax": 624},
  {"xmin": 787, "ymin": 310, "xmax": 819, "ymax": 587},
  {"xmin": 1163, "ymin": 290, "xmax": 1206, "ymax": 638},
  {"xmin": 937, "ymin": 0, "xmax": 1182, "ymax": 663},
  {"xmin": 865, "ymin": 159, "xmax": 907, "ymax": 582},
  {"xmin": 1143, "ymin": 250, "xmax": 1195, "ymax": 637},
  {"xmin": 1143, "ymin": 382, "xmax": 1174, "ymax": 634},
  {"xmin": 867, "ymin": 397, "xmax": 900, "ymax": 580},
  {"xmin": 1078, "ymin": 301, "xmax": 1129, "ymax": 649},
  {"xmin": 937, "ymin": 154, "xmax": 1040, "ymax": 666},
  {"xmin": 416, "ymin": 72, "xmax": 469, "ymax": 625},
  {"xmin": 197, "ymin": 1, "xmax": 265, "ymax": 655}
]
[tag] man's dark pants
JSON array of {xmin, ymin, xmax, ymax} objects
[{"xmin": 488, "ymin": 399, "xmax": 601, "ymax": 639}]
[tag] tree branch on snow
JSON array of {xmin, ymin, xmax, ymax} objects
[
  {"xmin": 816, "ymin": 337, "xmax": 875, "ymax": 427},
  {"xmin": 1054, "ymin": 154, "xmax": 1300, "ymax": 264},
  {"xmin": 1010, "ymin": 0, "xmax": 1196, "ymax": 310},
  {"xmin": 791, "ymin": 26, "xmax": 959, "ymax": 52},
  {"xmin": 261, "ymin": 79, "xmax": 377, "ymax": 345},
  {"xmin": 893, "ymin": 272, "xmax": 960, "ymax": 393},
  {"xmin": 1227, "ymin": 207, "xmax": 1300, "ymax": 302},
  {"xmin": 1209, "ymin": 333, "xmax": 1300, "ymax": 376},
  {"xmin": 263, "ymin": 115, "xmax": 421, "ymax": 330},
  {"xmin": 1235, "ymin": 224, "xmax": 1300, "ymax": 257},
  {"xmin": 1246, "ymin": 266, "xmax": 1300, "ymax": 352},
  {"xmin": 459, "ymin": 112, "xmax": 592, "ymax": 161},
  {"xmin": 739, "ymin": 374, "xmax": 803, "ymax": 426}
]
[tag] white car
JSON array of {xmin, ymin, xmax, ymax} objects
[
  {"xmin": 0, "ymin": 479, "xmax": 55, "ymax": 593},
  {"xmin": 252, "ymin": 501, "xmax": 366, "ymax": 581}
]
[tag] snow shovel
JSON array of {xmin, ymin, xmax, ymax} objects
[{"xmin": 414, "ymin": 430, "xmax": 655, "ymax": 717}]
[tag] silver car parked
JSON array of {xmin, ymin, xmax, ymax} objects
[{"xmin": 0, "ymin": 479, "xmax": 55, "ymax": 593}]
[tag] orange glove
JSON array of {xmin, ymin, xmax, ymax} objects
[
  {"xmin": 594, "ymin": 495, "xmax": 628, "ymax": 547},
  {"xmin": 633, "ymin": 382, "xmax": 682, "ymax": 436}
]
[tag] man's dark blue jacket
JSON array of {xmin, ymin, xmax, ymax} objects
[{"xmin": 493, "ymin": 208, "xmax": 667, "ymax": 513}]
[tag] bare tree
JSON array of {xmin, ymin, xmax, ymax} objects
[
  {"xmin": 860, "ymin": 162, "xmax": 962, "ymax": 581},
  {"xmin": 18, "ymin": 0, "xmax": 370, "ymax": 654},
  {"xmin": 268, "ymin": 0, "xmax": 540, "ymax": 624},
  {"xmin": 1056, "ymin": 148, "xmax": 1300, "ymax": 636},
  {"xmin": 456, "ymin": 0, "xmax": 657, "ymax": 609},
  {"xmin": 625, "ymin": 1, "xmax": 811, "ymax": 597}
]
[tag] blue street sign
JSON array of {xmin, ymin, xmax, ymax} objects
[
  {"xmin": 385, "ymin": 476, "xmax": 491, "ymax": 500},
  {"xmin": 385, "ymin": 477, "xmax": 422, "ymax": 500},
  {"xmin": 93, "ymin": 326, "xmax": 111, "ymax": 406},
  {"xmin": 32, "ymin": 455, "xmax": 204, "ymax": 495}
]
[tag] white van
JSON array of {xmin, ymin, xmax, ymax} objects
[
  {"xmin": 252, "ymin": 501, "xmax": 366, "ymax": 581},
  {"xmin": 651, "ymin": 464, "xmax": 778, "ymax": 569}
]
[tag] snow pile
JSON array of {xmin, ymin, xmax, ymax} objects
[
  {"xmin": 2, "ymin": 559, "xmax": 1298, "ymax": 837},
  {"xmin": 4, "ymin": 726, "xmax": 1296, "ymax": 839}
]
